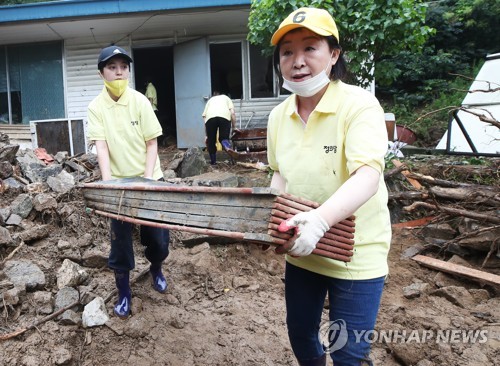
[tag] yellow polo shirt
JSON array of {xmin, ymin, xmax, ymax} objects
[
  {"xmin": 267, "ymin": 80, "xmax": 391, "ymax": 280},
  {"xmin": 87, "ymin": 87, "xmax": 163, "ymax": 180},
  {"xmin": 202, "ymin": 94, "xmax": 234, "ymax": 122}
]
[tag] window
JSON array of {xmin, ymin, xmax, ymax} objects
[
  {"xmin": 0, "ymin": 42, "xmax": 64, "ymax": 125},
  {"xmin": 249, "ymin": 44, "xmax": 274, "ymax": 98}
]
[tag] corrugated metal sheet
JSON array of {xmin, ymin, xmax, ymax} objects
[{"xmin": 236, "ymin": 98, "xmax": 283, "ymax": 129}]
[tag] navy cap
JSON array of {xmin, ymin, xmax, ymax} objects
[{"xmin": 97, "ymin": 46, "xmax": 133, "ymax": 69}]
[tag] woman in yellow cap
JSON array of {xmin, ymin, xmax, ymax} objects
[{"xmin": 268, "ymin": 7, "xmax": 391, "ymax": 366}]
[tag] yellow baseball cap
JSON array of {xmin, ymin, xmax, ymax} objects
[{"xmin": 271, "ymin": 7, "xmax": 340, "ymax": 46}]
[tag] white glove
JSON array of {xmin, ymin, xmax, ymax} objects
[{"xmin": 278, "ymin": 210, "xmax": 330, "ymax": 256}]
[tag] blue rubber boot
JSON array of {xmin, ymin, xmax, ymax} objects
[
  {"xmin": 113, "ymin": 270, "xmax": 131, "ymax": 318},
  {"xmin": 209, "ymin": 153, "xmax": 217, "ymax": 165},
  {"xmin": 150, "ymin": 263, "xmax": 167, "ymax": 293},
  {"xmin": 221, "ymin": 139, "xmax": 232, "ymax": 151}
]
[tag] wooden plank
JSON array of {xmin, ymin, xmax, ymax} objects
[
  {"xmin": 391, "ymin": 159, "xmax": 423, "ymax": 190},
  {"xmin": 83, "ymin": 191, "xmax": 272, "ymax": 222},
  {"xmin": 87, "ymin": 201, "xmax": 268, "ymax": 233},
  {"xmin": 412, "ymin": 254, "xmax": 500, "ymax": 287}
]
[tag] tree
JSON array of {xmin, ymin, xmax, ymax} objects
[{"xmin": 247, "ymin": 0, "xmax": 433, "ymax": 86}]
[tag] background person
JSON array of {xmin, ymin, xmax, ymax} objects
[
  {"xmin": 267, "ymin": 8, "xmax": 391, "ymax": 366},
  {"xmin": 202, "ymin": 90, "xmax": 237, "ymax": 165},
  {"xmin": 87, "ymin": 45, "xmax": 170, "ymax": 319}
]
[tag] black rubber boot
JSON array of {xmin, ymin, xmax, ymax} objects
[
  {"xmin": 298, "ymin": 353, "xmax": 327, "ymax": 366},
  {"xmin": 209, "ymin": 153, "xmax": 217, "ymax": 165},
  {"xmin": 113, "ymin": 270, "xmax": 131, "ymax": 318},
  {"xmin": 150, "ymin": 263, "xmax": 168, "ymax": 293}
]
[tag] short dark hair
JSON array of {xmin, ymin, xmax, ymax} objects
[{"xmin": 273, "ymin": 35, "xmax": 347, "ymax": 82}]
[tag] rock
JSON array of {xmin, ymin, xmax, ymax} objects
[
  {"xmin": 403, "ymin": 281, "xmax": 430, "ymax": 299},
  {"xmin": 124, "ymin": 315, "xmax": 152, "ymax": 337},
  {"xmin": 77, "ymin": 233, "xmax": 93, "ymax": 247},
  {"xmin": 3, "ymin": 260, "xmax": 46, "ymax": 290},
  {"xmin": 54, "ymin": 151, "xmax": 69, "ymax": 164},
  {"xmin": 6, "ymin": 213, "xmax": 22, "ymax": 226},
  {"xmin": 9, "ymin": 193, "xmax": 33, "ymax": 219},
  {"xmin": 232, "ymin": 276, "xmax": 250, "ymax": 289},
  {"xmin": 55, "ymin": 287, "xmax": 80, "ymax": 313},
  {"xmin": 1, "ymin": 287, "xmax": 22, "ymax": 306},
  {"xmin": 163, "ymin": 169, "xmax": 177, "ymax": 180},
  {"xmin": 17, "ymin": 149, "xmax": 63, "ymax": 183},
  {"xmin": 401, "ymin": 243, "xmax": 425, "ymax": 259},
  {"xmin": 81, "ymin": 248, "xmax": 107, "ymax": 268},
  {"xmin": 0, "ymin": 144, "xmax": 19, "ymax": 164},
  {"xmin": 32, "ymin": 193, "xmax": 58, "ymax": 212},
  {"xmin": 52, "ymin": 346, "xmax": 73, "ymax": 365},
  {"xmin": 0, "ymin": 226, "xmax": 12, "ymax": 246},
  {"xmin": 1, "ymin": 177, "xmax": 25, "ymax": 193},
  {"xmin": 14, "ymin": 224, "xmax": 50, "ymax": 243},
  {"xmin": 0, "ymin": 207, "xmax": 11, "ymax": 223},
  {"xmin": 59, "ymin": 309, "xmax": 82, "ymax": 326},
  {"xmin": 165, "ymin": 294, "xmax": 180, "ymax": 305},
  {"xmin": 430, "ymin": 286, "xmax": 475, "ymax": 308},
  {"xmin": 57, "ymin": 259, "xmax": 89, "ymax": 289},
  {"xmin": 0, "ymin": 160, "xmax": 13, "ymax": 179},
  {"xmin": 420, "ymin": 223, "xmax": 456, "ymax": 240},
  {"xmin": 47, "ymin": 169, "xmax": 75, "ymax": 194},
  {"xmin": 178, "ymin": 147, "xmax": 207, "ymax": 178},
  {"xmin": 33, "ymin": 291, "xmax": 54, "ymax": 314},
  {"xmin": 82, "ymin": 297, "xmax": 109, "ymax": 328}
]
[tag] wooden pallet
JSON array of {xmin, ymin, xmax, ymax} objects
[{"xmin": 82, "ymin": 178, "xmax": 355, "ymax": 261}]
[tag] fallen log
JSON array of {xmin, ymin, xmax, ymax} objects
[
  {"xmin": 429, "ymin": 186, "xmax": 500, "ymax": 206},
  {"xmin": 403, "ymin": 201, "xmax": 500, "ymax": 224}
]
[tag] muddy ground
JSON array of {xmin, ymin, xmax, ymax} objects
[{"xmin": 0, "ymin": 147, "xmax": 499, "ymax": 366}]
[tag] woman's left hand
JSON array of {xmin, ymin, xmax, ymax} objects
[{"xmin": 276, "ymin": 210, "xmax": 330, "ymax": 256}]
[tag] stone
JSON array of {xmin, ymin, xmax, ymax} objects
[
  {"xmin": 32, "ymin": 193, "xmax": 58, "ymax": 212},
  {"xmin": 0, "ymin": 144, "xmax": 19, "ymax": 164},
  {"xmin": 33, "ymin": 291, "xmax": 54, "ymax": 314},
  {"xmin": 3, "ymin": 260, "xmax": 46, "ymax": 290},
  {"xmin": 57, "ymin": 259, "xmax": 89, "ymax": 289},
  {"xmin": 47, "ymin": 169, "xmax": 75, "ymax": 194},
  {"xmin": 0, "ymin": 226, "xmax": 12, "ymax": 246},
  {"xmin": 82, "ymin": 297, "xmax": 109, "ymax": 328},
  {"xmin": 10, "ymin": 193, "xmax": 33, "ymax": 219}
]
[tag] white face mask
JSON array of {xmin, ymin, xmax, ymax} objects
[{"xmin": 282, "ymin": 55, "xmax": 334, "ymax": 97}]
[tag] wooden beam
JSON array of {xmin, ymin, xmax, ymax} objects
[
  {"xmin": 391, "ymin": 159, "xmax": 423, "ymax": 190},
  {"xmin": 412, "ymin": 254, "xmax": 500, "ymax": 287}
]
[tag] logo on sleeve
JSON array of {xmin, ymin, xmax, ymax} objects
[
  {"xmin": 324, "ymin": 145, "xmax": 337, "ymax": 154},
  {"xmin": 130, "ymin": 120, "xmax": 139, "ymax": 126}
]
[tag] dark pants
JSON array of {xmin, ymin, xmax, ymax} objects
[
  {"xmin": 205, "ymin": 116, "xmax": 231, "ymax": 154},
  {"xmin": 285, "ymin": 262, "xmax": 385, "ymax": 366},
  {"xmin": 108, "ymin": 219, "xmax": 170, "ymax": 271}
]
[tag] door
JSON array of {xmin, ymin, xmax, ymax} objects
[{"xmin": 174, "ymin": 38, "xmax": 211, "ymax": 148}]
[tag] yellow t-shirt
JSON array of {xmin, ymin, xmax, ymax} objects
[
  {"xmin": 202, "ymin": 94, "xmax": 234, "ymax": 122},
  {"xmin": 267, "ymin": 80, "xmax": 391, "ymax": 280},
  {"xmin": 87, "ymin": 87, "xmax": 163, "ymax": 180},
  {"xmin": 145, "ymin": 82, "xmax": 158, "ymax": 111}
]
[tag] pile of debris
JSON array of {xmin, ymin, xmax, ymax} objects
[{"xmin": 385, "ymin": 156, "xmax": 500, "ymax": 289}]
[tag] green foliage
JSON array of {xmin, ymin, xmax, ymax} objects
[
  {"xmin": 376, "ymin": 0, "xmax": 499, "ymax": 148},
  {"xmin": 248, "ymin": 0, "xmax": 433, "ymax": 87}
]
